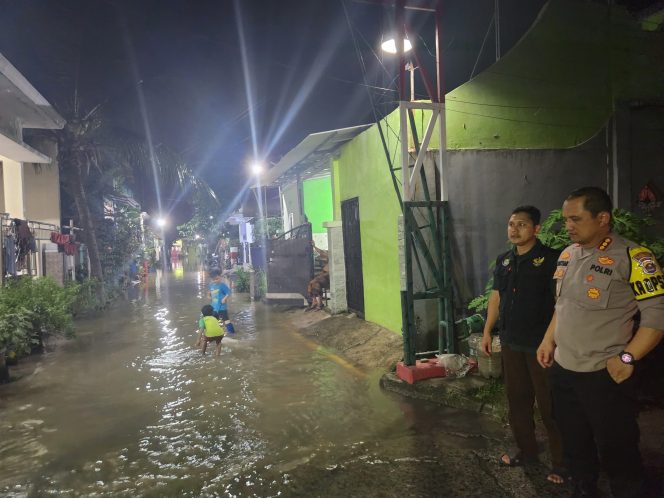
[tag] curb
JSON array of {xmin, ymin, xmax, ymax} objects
[{"xmin": 380, "ymin": 372, "xmax": 507, "ymax": 421}]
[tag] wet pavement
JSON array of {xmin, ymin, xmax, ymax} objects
[{"xmin": 0, "ymin": 268, "xmax": 569, "ymax": 497}]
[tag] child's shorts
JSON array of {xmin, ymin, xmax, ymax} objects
[{"xmin": 204, "ymin": 335, "xmax": 223, "ymax": 344}]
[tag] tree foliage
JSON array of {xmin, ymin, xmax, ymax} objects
[
  {"xmin": 177, "ymin": 186, "xmax": 221, "ymax": 241},
  {"xmin": 0, "ymin": 278, "xmax": 87, "ymax": 355}
]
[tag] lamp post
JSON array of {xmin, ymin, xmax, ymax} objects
[
  {"xmin": 381, "ymin": 36, "xmax": 415, "ymax": 101},
  {"xmin": 250, "ymin": 160, "xmax": 269, "ymax": 271},
  {"xmin": 250, "ymin": 161, "xmax": 268, "ymax": 223}
]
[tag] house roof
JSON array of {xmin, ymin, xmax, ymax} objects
[
  {"xmin": 0, "ymin": 130, "xmax": 52, "ymax": 163},
  {"xmin": 0, "ymin": 53, "xmax": 65, "ymax": 130},
  {"xmin": 264, "ymin": 124, "xmax": 372, "ymax": 186}
]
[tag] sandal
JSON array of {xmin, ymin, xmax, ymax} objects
[
  {"xmin": 546, "ymin": 466, "xmax": 567, "ymax": 485},
  {"xmin": 498, "ymin": 452, "xmax": 538, "ymax": 467}
]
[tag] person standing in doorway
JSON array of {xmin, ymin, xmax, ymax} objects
[
  {"xmin": 481, "ymin": 205, "xmax": 565, "ymax": 484},
  {"xmin": 537, "ymin": 187, "xmax": 664, "ymax": 498}
]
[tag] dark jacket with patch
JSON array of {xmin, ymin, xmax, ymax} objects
[{"xmin": 492, "ymin": 240, "xmax": 560, "ymax": 352}]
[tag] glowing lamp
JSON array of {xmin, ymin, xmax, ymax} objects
[{"xmin": 381, "ymin": 38, "xmax": 412, "ymax": 54}]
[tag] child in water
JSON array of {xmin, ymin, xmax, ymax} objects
[
  {"xmin": 208, "ymin": 268, "xmax": 235, "ymax": 334},
  {"xmin": 196, "ymin": 304, "xmax": 225, "ymax": 355}
]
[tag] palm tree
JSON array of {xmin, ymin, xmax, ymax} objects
[{"xmin": 53, "ymin": 100, "xmax": 217, "ymax": 292}]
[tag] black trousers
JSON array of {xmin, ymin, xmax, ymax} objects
[
  {"xmin": 502, "ymin": 345, "xmax": 563, "ymax": 467},
  {"xmin": 550, "ymin": 362, "xmax": 644, "ymax": 497}
]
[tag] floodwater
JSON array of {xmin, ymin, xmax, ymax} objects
[{"xmin": 0, "ymin": 267, "xmax": 515, "ymax": 497}]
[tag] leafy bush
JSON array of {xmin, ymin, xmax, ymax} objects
[
  {"xmin": 468, "ymin": 208, "xmax": 664, "ymax": 312},
  {"xmin": 235, "ymin": 267, "xmax": 250, "ymax": 293},
  {"xmin": 0, "ymin": 277, "xmax": 84, "ymax": 354},
  {"xmin": 255, "ymin": 268, "xmax": 267, "ymax": 298},
  {"xmin": 0, "ymin": 305, "xmax": 37, "ymax": 356}
]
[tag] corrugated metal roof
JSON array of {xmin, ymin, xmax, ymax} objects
[{"xmin": 264, "ymin": 124, "xmax": 372, "ymax": 186}]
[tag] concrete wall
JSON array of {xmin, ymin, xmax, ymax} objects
[
  {"xmin": 0, "ymin": 154, "xmax": 25, "ymax": 218},
  {"xmin": 280, "ymin": 182, "xmax": 303, "ymax": 234},
  {"xmin": 447, "ymin": 132, "xmax": 608, "ymax": 304},
  {"xmin": 23, "ymin": 137, "xmax": 60, "ymax": 226},
  {"xmin": 0, "ymin": 162, "xmax": 4, "ymax": 212}
]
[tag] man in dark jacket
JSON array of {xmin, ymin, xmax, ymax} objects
[{"xmin": 481, "ymin": 205, "xmax": 564, "ymax": 483}]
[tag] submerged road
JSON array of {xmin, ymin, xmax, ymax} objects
[{"xmin": 0, "ymin": 268, "xmax": 567, "ymax": 497}]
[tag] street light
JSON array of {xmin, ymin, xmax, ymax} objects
[
  {"xmin": 156, "ymin": 217, "xmax": 167, "ymax": 228},
  {"xmin": 381, "ymin": 37, "xmax": 412, "ymax": 54},
  {"xmin": 382, "ymin": 36, "xmax": 416, "ymax": 101},
  {"xmin": 249, "ymin": 160, "xmax": 268, "ymax": 218},
  {"xmin": 250, "ymin": 161, "xmax": 264, "ymax": 176}
]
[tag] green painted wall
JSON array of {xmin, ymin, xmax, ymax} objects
[
  {"xmin": 445, "ymin": 0, "xmax": 664, "ymax": 150},
  {"xmin": 332, "ymin": 158, "xmax": 341, "ymax": 221},
  {"xmin": 332, "ymin": 0, "xmax": 664, "ymax": 333},
  {"xmin": 336, "ymin": 111, "xmax": 403, "ymax": 334},
  {"xmin": 303, "ymin": 176, "xmax": 332, "ymax": 234}
]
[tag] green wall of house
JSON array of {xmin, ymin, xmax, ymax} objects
[
  {"xmin": 444, "ymin": 0, "xmax": 664, "ymax": 150},
  {"xmin": 332, "ymin": 158, "xmax": 341, "ymax": 222},
  {"xmin": 303, "ymin": 176, "xmax": 332, "ymax": 234},
  {"xmin": 336, "ymin": 111, "xmax": 403, "ymax": 334}
]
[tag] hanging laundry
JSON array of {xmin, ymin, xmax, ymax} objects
[
  {"xmin": 4, "ymin": 233, "xmax": 17, "ymax": 276},
  {"xmin": 64, "ymin": 243, "xmax": 78, "ymax": 256},
  {"xmin": 50, "ymin": 232, "xmax": 72, "ymax": 245},
  {"xmin": 15, "ymin": 219, "xmax": 33, "ymax": 261}
]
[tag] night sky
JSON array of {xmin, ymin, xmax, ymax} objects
[{"xmin": 0, "ymin": 0, "xmax": 653, "ymax": 224}]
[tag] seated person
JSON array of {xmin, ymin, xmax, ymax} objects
[{"xmin": 306, "ymin": 271, "xmax": 330, "ymax": 311}]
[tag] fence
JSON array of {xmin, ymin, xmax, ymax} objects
[{"xmin": 0, "ymin": 214, "xmax": 88, "ymax": 285}]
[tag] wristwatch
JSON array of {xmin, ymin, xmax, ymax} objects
[{"xmin": 618, "ymin": 351, "xmax": 636, "ymax": 365}]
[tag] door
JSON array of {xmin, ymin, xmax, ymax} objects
[{"xmin": 341, "ymin": 197, "xmax": 365, "ymax": 316}]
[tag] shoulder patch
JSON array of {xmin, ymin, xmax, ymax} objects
[
  {"xmin": 629, "ymin": 247, "xmax": 664, "ymax": 301},
  {"xmin": 598, "ymin": 237, "xmax": 612, "ymax": 251}
]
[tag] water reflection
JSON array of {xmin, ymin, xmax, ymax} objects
[{"xmin": 0, "ymin": 270, "xmax": 506, "ymax": 497}]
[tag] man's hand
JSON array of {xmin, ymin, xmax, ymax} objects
[
  {"xmin": 222, "ymin": 296, "xmax": 228, "ymax": 304},
  {"xmin": 480, "ymin": 334, "xmax": 492, "ymax": 357},
  {"xmin": 537, "ymin": 337, "xmax": 556, "ymax": 368},
  {"xmin": 606, "ymin": 355, "xmax": 634, "ymax": 384}
]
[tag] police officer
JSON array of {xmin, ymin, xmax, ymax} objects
[
  {"xmin": 537, "ymin": 187, "xmax": 664, "ymax": 498},
  {"xmin": 481, "ymin": 205, "xmax": 564, "ymax": 484}
]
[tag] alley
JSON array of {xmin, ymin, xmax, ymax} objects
[{"xmin": 1, "ymin": 269, "xmax": 565, "ymax": 497}]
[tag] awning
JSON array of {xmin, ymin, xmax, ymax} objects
[
  {"xmin": 225, "ymin": 213, "xmax": 254, "ymax": 225},
  {"xmin": 264, "ymin": 124, "xmax": 372, "ymax": 186},
  {"xmin": 0, "ymin": 130, "xmax": 51, "ymax": 163}
]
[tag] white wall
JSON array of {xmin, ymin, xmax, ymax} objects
[{"xmin": 0, "ymin": 154, "xmax": 25, "ymax": 219}]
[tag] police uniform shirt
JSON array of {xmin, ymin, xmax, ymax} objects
[
  {"xmin": 553, "ymin": 233, "xmax": 664, "ymax": 372},
  {"xmin": 492, "ymin": 240, "xmax": 560, "ymax": 352}
]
